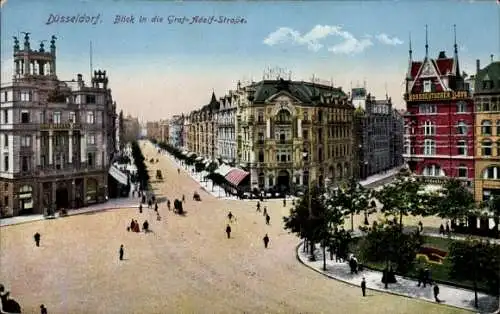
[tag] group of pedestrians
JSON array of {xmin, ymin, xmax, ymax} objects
[
  {"xmin": 256, "ymin": 201, "xmax": 271, "ymax": 225},
  {"xmin": 224, "ymin": 202, "xmax": 272, "ymax": 248}
]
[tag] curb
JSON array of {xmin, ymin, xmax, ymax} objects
[
  {"xmin": 0, "ymin": 205, "xmax": 140, "ymax": 228},
  {"xmin": 295, "ymin": 241, "xmax": 484, "ymax": 314}
]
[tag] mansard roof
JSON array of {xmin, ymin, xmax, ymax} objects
[
  {"xmin": 250, "ymin": 79, "xmax": 346, "ymax": 105},
  {"xmin": 475, "ymin": 61, "xmax": 500, "ymax": 94}
]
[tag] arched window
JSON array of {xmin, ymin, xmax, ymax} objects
[
  {"xmin": 276, "ymin": 109, "xmax": 291, "ymax": 123},
  {"xmin": 481, "ymin": 120, "xmax": 492, "ymax": 135},
  {"xmin": 456, "ymin": 121, "xmax": 468, "ymax": 135},
  {"xmin": 483, "ymin": 166, "xmax": 500, "ymax": 180},
  {"xmin": 482, "ymin": 140, "xmax": 492, "ymax": 156},
  {"xmin": 258, "ymin": 150, "xmax": 264, "ymax": 163}
]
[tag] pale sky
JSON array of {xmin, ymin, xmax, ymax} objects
[{"xmin": 1, "ymin": 0, "xmax": 499, "ymax": 121}]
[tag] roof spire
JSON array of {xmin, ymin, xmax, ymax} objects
[
  {"xmin": 425, "ymin": 24, "xmax": 429, "ymax": 58},
  {"xmin": 453, "ymin": 24, "xmax": 458, "ymax": 54},
  {"xmin": 409, "ymin": 32, "xmax": 413, "ymax": 61}
]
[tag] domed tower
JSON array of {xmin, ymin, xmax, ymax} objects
[{"xmin": 12, "ymin": 33, "xmax": 57, "ymax": 79}]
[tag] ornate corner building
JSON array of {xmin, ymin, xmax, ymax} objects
[
  {"xmin": 0, "ymin": 34, "xmax": 117, "ymax": 217},
  {"xmin": 233, "ymin": 78, "xmax": 354, "ymax": 192},
  {"xmin": 188, "ymin": 93, "xmax": 219, "ymax": 159},
  {"xmin": 473, "ymin": 60, "xmax": 500, "ymax": 201},
  {"xmin": 403, "ymin": 28, "xmax": 475, "ymax": 187}
]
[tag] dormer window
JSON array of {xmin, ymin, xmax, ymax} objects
[
  {"xmin": 483, "ymin": 80, "xmax": 493, "ymax": 89},
  {"xmin": 423, "ymin": 80, "xmax": 432, "ymax": 93}
]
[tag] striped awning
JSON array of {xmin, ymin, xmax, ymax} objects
[{"xmin": 225, "ymin": 168, "xmax": 249, "ymax": 187}]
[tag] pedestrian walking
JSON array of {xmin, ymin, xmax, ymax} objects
[
  {"xmin": 148, "ymin": 199, "xmax": 152, "ymax": 209},
  {"xmin": 139, "ymin": 203, "xmax": 143, "ymax": 213},
  {"xmin": 34, "ymin": 232, "xmax": 41, "ymax": 247},
  {"xmin": 265, "ymin": 214, "xmax": 270, "ymax": 225},
  {"xmin": 178, "ymin": 168, "xmax": 180, "ymax": 174},
  {"xmin": 154, "ymin": 202, "xmax": 158, "ymax": 212},
  {"xmin": 226, "ymin": 224, "xmax": 231, "ymax": 239},
  {"xmin": 156, "ymin": 213, "xmax": 162, "ymax": 221},
  {"xmin": 40, "ymin": 304, "xmax": 48, "ymax": 314},
  {"xmin": 361, "ymin": 277, "xmax": 366, "ymax": 296},
  {"xmin": 182, "ymin": 194, "xmax": 185, "ymax": 203},
  {"xmin": 119, "ymin": 245, "xmax": 124, "ymax": 260},
  {"xmin": 263, "ymin": 206, "xmax": 267, "ymax": 217},
  {"xmin": 263, "ymin": 233, "xmax": 269, "ymax": 248},
  {"xmin": 445, "ymin": 222, "xmax": 450, "ymax": 235},
  {"xmin": 228, "ymin": 211, "xmax": 234, "ymax": 223},
  {"xmin": 417, "ymin": 267, "xmax": 424, "ymax": 287},
  {"xmin": 256, "ymin": 201, "xmax": 261, "ymax": 212},
  {"xmin": 283, "ymin": 198, "xmax": 286, "ymax": 207},
  {"xmin": 433, "ymin": 284, "xmax": 440, "ymax": 303},
  {"xmin": 167, "ymin": 200, "xmax": 171, "ymax": 210}
]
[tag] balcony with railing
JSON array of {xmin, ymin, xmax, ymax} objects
[
  {"xmin": 35, "ymin": 163, "xmax": 107, "ymax": 177},
  {"xmin": 276, "ymin": 139, "xmax": 293, "ymax": 145}
]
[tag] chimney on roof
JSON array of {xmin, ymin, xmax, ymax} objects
[
  {"xmin": 476, "ymin": 59, "xmax": 480, "ymax": 73},
  {"xmin": 491, "ymin": 54, "xmax": 494, "ymax": 62},
  {"xmin": 438, "ymin": 51, "xmax": 446, "ymax": 59}
]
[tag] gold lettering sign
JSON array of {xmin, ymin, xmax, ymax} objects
[{"xmin": 407, "ymin": 91, "xmax": 469, "ymax": 102}]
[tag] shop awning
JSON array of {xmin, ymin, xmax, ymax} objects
[
  {"xmin": 215, "ymin": 164, "xmax": 232, "ymax": 177},
  {"xmin": 187, "ymin": 152, "xmax": 195, "ymax": 158},
  {"xmin": 195, "ymin": 156, "xmax": 203, "ymax": 161},
  {"xmin": 182, "ymin": 151, "xmax": 188, "ymax": 156},
  {"xmin": 225, "ymin": 168, "xmax": 249, "ymax": 187}
]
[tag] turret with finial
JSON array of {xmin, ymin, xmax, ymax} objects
[
  {"xmin": 13, "ymin": 36, "xmax": 20, "ymax": 51},
  {"xmin": 425, "ymin": 25, "xmax": 429, "ymax": 58},
  {"xmin": 21, "ymin": 32, "xmax": 30, "ymax": 50},
  {"xmin": 39, "ymin": 40, "xmax": 47, "ymax": 53},
  {"xmin": 50, "ymin": 35, "xmax": 57, "ymax": 55}
]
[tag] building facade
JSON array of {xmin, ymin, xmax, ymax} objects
[
  {"xmin": 188, "ymin": 93, "xmax": 219, "ymax": 159},
  {"xmin": 473, "ymin": 59, "xmax": 500, "ymax": 201},
  {"xmin": 0, "ymin": 34, "xmax": 116, "ymax": 217},
  {"xmin": 121, "ymin": 114, "xmax": 140, "ymax": 144},
  {"xmin": 216, "ymin": 90, "xmax": 238, "ymax": 163},
  {"xmin": 403, "ymin": 33, "xmax": 475, "ymax": 187},
  {"xmin": 168, "ymin": 115, "xmax": 184, "ymax": 148},
  {"xmin": 354, "ymin": 92, "xmax": 404, "ymax": 179},
  {"xmin": 236, "ymin": 79, "xmax": 355, "ymax": 193}
]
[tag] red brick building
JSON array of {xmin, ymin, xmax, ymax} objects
[{"xmin": 403, "ymin": 27, "xmax": 474, "ymax": 187}]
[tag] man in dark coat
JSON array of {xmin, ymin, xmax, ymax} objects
[
  {"xmin": 265, "ymin": 214, "xmax": 270, "ymax": 225},
  {"xmin": 119, "ymin": 245, "xmax": 124, "ymax": 260},
  {"xmin": 263, "ymin": 234, "xmax": 269, "ymax": 248},
  {"xmin": 226, "ymin": 224, "xmax": 231, "ymax": 239},
  {"xmin": 34, "ymin": 232, "xmax": 41, "ymax": 247},
  {"xmin": 40, "ymin": 304, "xmax": 48, "ymax": 314},
  {"xmin": 433, "ymin": 284, "xmax": 440, "ymax": 302},
  {"xmin": 139, "ymin": 203, "xmax": 143, "ymax": 213},
  {"xmin": 154, "ymin": 202, "xmax": 158, "ymax": 212},
  {"xmin": 361, "ymin": 277, "xmax": 366, "ymax": 297}
]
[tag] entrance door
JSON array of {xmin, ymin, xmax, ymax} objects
[
  {"xmin": 18, "ymin": 185, "xmax": 34, "ymax": 215},
  {"xmin": 56, "ymin": 187, "xmax": 69, "ymax": 209},
  {"xmin": 277, "ymin": 170, "xmax": 290, "ymax": 193}
]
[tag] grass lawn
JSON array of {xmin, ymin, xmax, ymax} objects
[{"xmin": 350, "ymin": 236, "xmax": 494, "ymax": 294}]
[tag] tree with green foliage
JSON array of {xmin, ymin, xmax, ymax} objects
[
  {"xmin": 130, "ymin": 141, "xmax": 149, "ymax": 190},
  {"xmin": 359, "ymin": 220, "xmax": 423, "ymax": 276},
  {"xmin": 433, "ymin": 179, "xmax": 477, "ymax": 223},
  {"xmin": 448, "ymin": 238, "xmax": 500, "ymax": 306},
  {"xmin": 283, "ymin": 185, "xmax": 328, "ymax": 262},
  {"xmin": 480, "ymin": 195, "xmax": 500, "ymax": 237},
  {"xmin": 327, "ymin": 177, "xmax": 375, "ymax": 231},
  {"xmin": 375, "ymin": 170, "xmax": 426, "ymax": 230}
]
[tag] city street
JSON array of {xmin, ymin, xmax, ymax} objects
[{"xmin": 0, "ymin": 141, "xmax": 469, "ymax": 314}]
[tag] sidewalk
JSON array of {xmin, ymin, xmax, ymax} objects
[
  {"xmin": 297, "ymin": 242, "xmax": 499, "ymax": 313},
  {"xmin": 0, "ymin": 198, "xmax": 140, "ymax": 227},
  {"xmin": 160, "ymin": 147, "xmax": 398, "ymax": 200}
]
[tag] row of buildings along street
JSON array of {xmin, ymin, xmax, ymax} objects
[
  {"xmin": 149, "ymin": 78, "xmax": 405, "ymax": 195},
  {"xmin": 148, "ymin": 35, "xmax": 499, "ymax": 202}
]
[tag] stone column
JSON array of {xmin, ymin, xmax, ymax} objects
[
  {"xmin": 51, "ymin": 182, "xmax": 56, "ymax": 208},
  {"xmin": 24, "ymin": 56, "xmax": 29, "ymax": 75},
  {"xmin": 68, "ymin": 130, "xmax": 73, "ymax": 163},
  {"xmin": 297, "ymin": 118, "xmax": 302, "ymax": 138},
  {"xmin": 48, "ymin": 131, "xmax": 53, "ymax": 165},
  {"xmin": 36, "ymin": 132, "xmax": 41, "ymax": 166},
  {"xmin": 80, "ymin": 134, "xmax": 87, "ymax": 163},
  {"xmin": 266, "ymin": 119, "xmax": 271, "ymax": 138},
  {"xmin": 15, "ymin": 60, "xmax": 20, "ymax": 75}
]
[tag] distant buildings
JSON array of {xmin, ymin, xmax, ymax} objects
[
  {"xmin": 168, "ymin": 115, "xmax": 184, "ymax": 148},
  {"xmin": 473, "ymin": 59, "xmax": 500, "ymax": 201},
  {"xmin": 353, "ymin": 90, "xmax": 404, "ymax": 180},
  {"xmin": 188, "ymin": 94, "xmax": 219, "ymax": 159},
  {"xmin": 121, "ymin": 114, "xmax": 140, "ymax": 144},
  {"xmin": 146, "ymin": 120, "xmax": 169, "ymax": 143},
  {"xmin": 403, "ymin": 30, "xmax": 475, "ymax": 188},
  {"xmin": 0, "ymin": 34, "xmax": 117, "ymax": 217}
]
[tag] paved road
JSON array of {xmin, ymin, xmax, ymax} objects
[{"xmin": 0, "ymin": 140, "xmax": 470, "ymax": 314}]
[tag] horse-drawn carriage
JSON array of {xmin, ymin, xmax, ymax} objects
[
  {"xmin": 173, "ymin": 199, "xmax": 184, "ymax": 215},
  {"xmin": 193, "ymin": 191, "xmax": 201, "ymax": 201},
  {"xmin": 156, "ymin": 169, "xmax": 163, "ymax": 180}
]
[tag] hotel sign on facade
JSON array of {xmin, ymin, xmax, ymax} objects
[{"xmin": 405, "ymin": 91, "xmax": 470, "ymax": 102}]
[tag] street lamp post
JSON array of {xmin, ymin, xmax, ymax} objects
[{"xmin": 303, "ymin": 150, "xmax": 315, "ymax": 261}]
